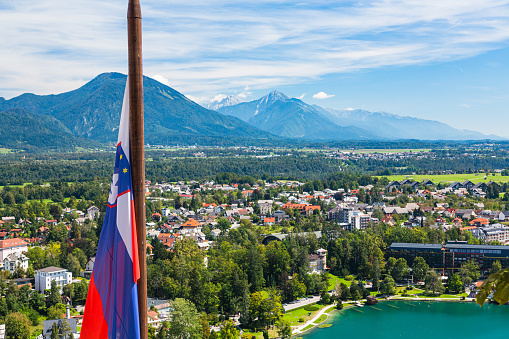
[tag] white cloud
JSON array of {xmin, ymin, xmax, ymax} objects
[
  {"xmin": 1, "ymin": 0, "xmax": 509, "ymax": 98},
  {"xmin": 237, "ymin": 86, "xmax": 252, "ymax": 99},
  {"xmin": 313, "ymin": 92, "xmax": 335, "ymax": 99},
  {"xmin": 345, "ymin": 107, "xmax": 355, "ymax": 111},
  {"xmin": 460, "ymin": 103, "xmax": 472, "ymax": 108},
  {"xmin": 185, "ymin": 94, "xmax": 208, "ymax": 104},
  {"xmin": 297, "ymin": 93, "xmax": 306, "ymax": 99},
  {"xmin": 211, "ymin": 94, "xmax": 227, "ymax": 102},
  {"xmin": 151, "ymin": 75, "xmax": 170, "ymax": 86}
]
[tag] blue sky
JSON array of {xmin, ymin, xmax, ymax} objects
[{"xmin": 1, "ymin": 0, "xmax": 509, "ymax": 136}]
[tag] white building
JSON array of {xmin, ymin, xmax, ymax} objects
[
  {"xmin": 35, "ymin": 266, "xmax": 72, "ymax": 293},
  {"xmin": 0, "ymin": 238, "xmax": 28, "ymax": 262},
  {"xmin": 3, "ymin": 253, "xmax": 29, "ymax": 273},
  {"xmin": 87, "ymin": 206, "xmax": 100, "ymax": 219},
  {"xmin": 309, "ymin": 248, "xmax": 328, "ymax": 274}
]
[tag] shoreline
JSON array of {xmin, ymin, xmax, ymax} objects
[{"xmin": 291, "ymin": 296, "xmax": 478, "ymax": 337}]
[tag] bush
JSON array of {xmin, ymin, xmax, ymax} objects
[
  {"xmin": 303, "ymin": 305, "xmax": 319, "ymax": 312},
  {"xmin": 298, "ymin": 318, "xmax": 305, "ymax": 323},
  {"xmin": 336, "ymin": 301, "xmax": 343, "ymax": 310},
  {"xmin": 345, "ymin": 275, "xmax": 354, "ymax": 281}
]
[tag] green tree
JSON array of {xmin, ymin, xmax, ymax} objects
[
  {"xmin": 166, "ymin": 298, "xmax": 202, "ymax": 339},
  {"xmin": 339, "ymin": 283, "xmax": 351, "ymax": 300},
  {"xmin": 216, "ymin": 218, "xmax": 231, "ymax": 233},
  {"xmin": 12, "ymin": 265, "xmax": 25, "ymax": 279},
  {"xmin": 248, "ymin": 290, "xmax": 283, "ymax": 329},
  {"xmin": 276, "ymin": 319, "xmax": 292, "ymax": 339},
  {"xmin": 424, "ymin": 271, "xmax": 445, "ymax": 296},
  {"xmin": 47, "ymin": 305, "xmax": 64, "ymax": 320},
  {"xmin": 391, "ymin": 258, "xmax": 409, "ymax": 281},
  {"xmin": 448, "ymin": 274, "xmax": 464, "ymax": 293},
  {"xmin": 65, "ymin": 254, "xmax": 82, "ymax": 278},
  {"xmin": 411, "ymin": 257, "xmax": 429, "ymax": 282},
  {"xmin": 459, "ymin": 259, "xmax": 480, "ymax": 286},
  {"xmin": 47, "ymin": 280, "xmax": 61, "ymax": 308},
  {"xmin": 263, "ymin": 241, "xmax": 290, "ymax": 287},
  {"xmin": 372, "ymin": 257, "xmax": 381, "ymax": 292},
  {"xmin": 200, "ymin": 312, "xmax": 210, "ymax": 339},
  {"xmin": 51, "ymin": 322, "xmax": 59, "ymax": 339},
  {"xmin": 491, "ymin": 260, "xmax": 502, "ymax": 275},
  {"xmin": 5, "ymin": 312, "xmax": 31, "ymax": 339},
  {"xmin": 219, "ymin": 320, "xmax": 240, "ymax": 339},
  {"xmin": 59, "ymin": 319, "xmax": 72, "ymax": 338},
  {"xmin": 380, "ymin": 276, "xmax": 396, "ymax": 295}
]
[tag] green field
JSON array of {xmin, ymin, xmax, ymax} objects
[
  {"xmin": 328, "ymin": 274, "xmax": 356, "ymax": 290},
  {"xmin": 340, "ymin": 148, "xmax": 432, "ymax": 154},
  {"xmin": 381, "ymin": 172, "xmax": 509, "ymax": 184},
  {"xmin": 0, "ymin": 148, "xmax": 13, "ymax": 154}
]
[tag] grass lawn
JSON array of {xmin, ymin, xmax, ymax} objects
[
  {"xmin": 0, "ymin": 182, "xmax": 33, "ymax": 189},
  {"xmin": 327, "ymin": 274, "xmax": 354, "ymax": 290},
  {"xmin": 415, "ymin": 292, "xmax": 467, "ymax": 298},
  {"xmin": 323, "ymin": 307, "xmax": 335, "ymax": 314},
  {"xmin": 395, "ymin": 287, "xmax": 424, "ymax": 295},
  {"xmin": 283, "ymin": 303, "xmax": 327, "ymax": 326},
  {"xmin": 313, "ymin": 314, "xmax": 328, "ymax": 324},
  {"xmin": 242, "ymin": 329, "xmax": 279, "ymax": 339},
  {"xmin": 28, "ymin": 199, "xmax": 54, "ymax": 204},
  {"xmin": 379, "ymin": 172, "xmax": 509, "ymax": 184},
  {"xmin": 0, "ymin": 148, "xmax": 13, "ymax": 154}
]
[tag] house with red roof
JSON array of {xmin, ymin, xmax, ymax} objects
[
  {"xmin": 469, "ymin": 218, "xmax": 489, "ymax": 227},
  {"xmin": 180, "ymin": 218, "xmax": 202, "ymax": 233},
  {"xmin": 0, "ymin": 238, "xmax": 28, "ymax": 261},
  {"xmin": 263, "ymin": 217, "xmax": 276, "ymax": 226},
  {"xmin": 452, "ymin": 217, "xmax": 463, "ymax": 227}
]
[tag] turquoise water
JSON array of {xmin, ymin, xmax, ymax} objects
[{"xmin": 302, "ymin": 301, "xmax": 509, "ymax": 339}]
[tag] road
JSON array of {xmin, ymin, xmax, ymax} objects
[{"xmin": 283, "ymin": 295, "xmax": 321, "ymax": 311}]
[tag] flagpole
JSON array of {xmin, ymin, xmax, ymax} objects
[{"xmin": 127, "ymin": 0, "xmax": 147, "ymax": 338}]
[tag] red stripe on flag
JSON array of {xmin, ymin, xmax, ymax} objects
[
  {"xmin": 81, "ymin": 275, "xmax": 109, "ymax": 339},
  {"xmin": 118, "ymin": 189, "xmax": 131, "ymax": 199},
  {"xmin": 107, "ymin": 203, "xmax": 117, "ymax": 208},
  {"xmin": 131, "ymin": 200, "xmax": 140, "ymax": 282},
  {"xmin": 117, "ymin": 141, "xmax": 122, "ymax": 147}
]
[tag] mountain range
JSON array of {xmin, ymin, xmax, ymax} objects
[
  {"xmin": 0, "ymin": 73, "xmax": 502, "ymax": 151},
  {"xmin": 214, "ymin": 92, "xmax": 502, "ymax": 141},
  {"xmin": 0, "ymin": 73, "xmax": 274, "ymax": 150},
  {"xmin": 217, "ymin": 91, "xmax": 373, "ymax": 140}
]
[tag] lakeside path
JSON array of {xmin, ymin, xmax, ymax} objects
[
  {"xmin": 291, "ymin": 302, "xmax": 345, "ymax": 334},
  {"xmin": 291, "ymin": 296, "xmax": 476, "ymax": 336}
]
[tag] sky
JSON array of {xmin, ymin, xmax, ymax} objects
[{"xmin": 1, "ymin": 0, "xmax": 509, "ymax": 136}]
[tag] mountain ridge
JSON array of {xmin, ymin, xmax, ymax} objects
[
  {"xmin": 218, "ymin": 92, "xmax": 374, "ymax": 140},
  {"xmin": 0, "ymin": 73, "xmax": 277, "ymax": 146},
  {"xmin": 215, "ymin": 91, "xmax": 502, "ymax": 141}
]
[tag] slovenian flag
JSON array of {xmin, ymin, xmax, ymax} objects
[{"xmin": 81, "ymin": 78, "xmax": 141, "ymax": 338}]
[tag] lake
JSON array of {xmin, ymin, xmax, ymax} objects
[{"xmin": 302, "ymin": 301, "xmax": 509, "ymax": 339}]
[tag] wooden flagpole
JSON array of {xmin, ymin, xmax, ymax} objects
[{"xmin": 127, "ymin": 0, "xmax": 147, "ymax": 338}]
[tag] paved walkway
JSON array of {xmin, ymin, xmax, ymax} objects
[{"xmin": 291, "ymin": 302, "xmax": 356, "ymax": 334}]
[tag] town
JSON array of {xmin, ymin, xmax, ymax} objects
[{"xmin": 0, "ymin": 167, "xmax": 509, "ymax": 337}]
